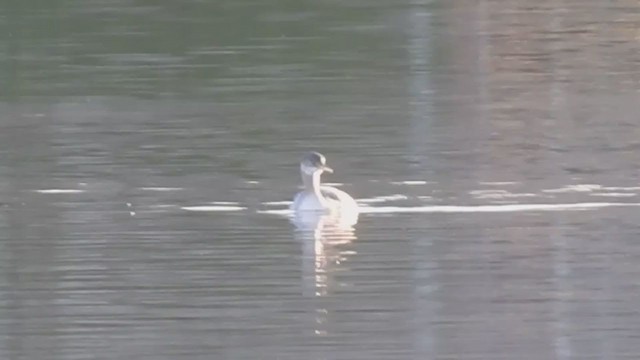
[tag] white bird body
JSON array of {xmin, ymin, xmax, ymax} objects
[
  {"xmin": 290, "ymin": 152, "xmax": 359, "ymax": 216},
  {"xmin": 293, "ymin": 186, "xmax": 358, "ymax": 212}
]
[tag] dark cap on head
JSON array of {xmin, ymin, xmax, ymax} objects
[
  {"xmin": 302, "ymin": 151, "xmax": 326, "ymax": 167},
  {"xmin": 300, "ymin": 151, "xmax": 333, "ymax": 173}
]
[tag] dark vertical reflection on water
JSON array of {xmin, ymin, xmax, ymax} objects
[
  {"xmin": 1, "ymin": 0, "xmax": 640, "ymax": 359},
  {"xmin": 405, "ymin": 1, "xmax": 437, "ymax": 357}
]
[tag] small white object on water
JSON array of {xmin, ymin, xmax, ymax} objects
[{"xmin": 35, "ymin": 189, "xmax": 85, "ymax": 194}]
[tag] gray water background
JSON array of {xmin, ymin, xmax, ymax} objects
[{"xmin": 1, "ymin": 1, "xmax": 640, "ymax": 359}]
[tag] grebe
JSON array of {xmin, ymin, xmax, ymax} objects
[{"xmin": 290, "ymin": 152, "xmax": 359, "ymax": 214}]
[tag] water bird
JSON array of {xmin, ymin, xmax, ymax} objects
[{"xmin": 290, "ymin": 152, "xmax": 359, "ymax": 216}]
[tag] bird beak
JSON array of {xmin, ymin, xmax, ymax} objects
[{"xmin": 321, "ymin": 166, "xmax": 334, "ymax": 173}]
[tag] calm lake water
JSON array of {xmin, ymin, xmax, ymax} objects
[{"xmin": 1, "ymin": 1, "xmax": 640, "ymax": 359}]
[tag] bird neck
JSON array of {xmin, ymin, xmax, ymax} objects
[{"xmin": 301, "ymin": 171, "xmax": 327, "ymax": 203}]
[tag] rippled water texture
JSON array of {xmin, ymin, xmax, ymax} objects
[{"xmin": 1, "ymin": 1, "xmax": 639, "ymax": 359}]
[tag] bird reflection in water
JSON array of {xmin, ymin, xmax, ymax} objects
[{"xmin": 291, "ymin": 210, "xmax": 358, "ymax": 336}]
